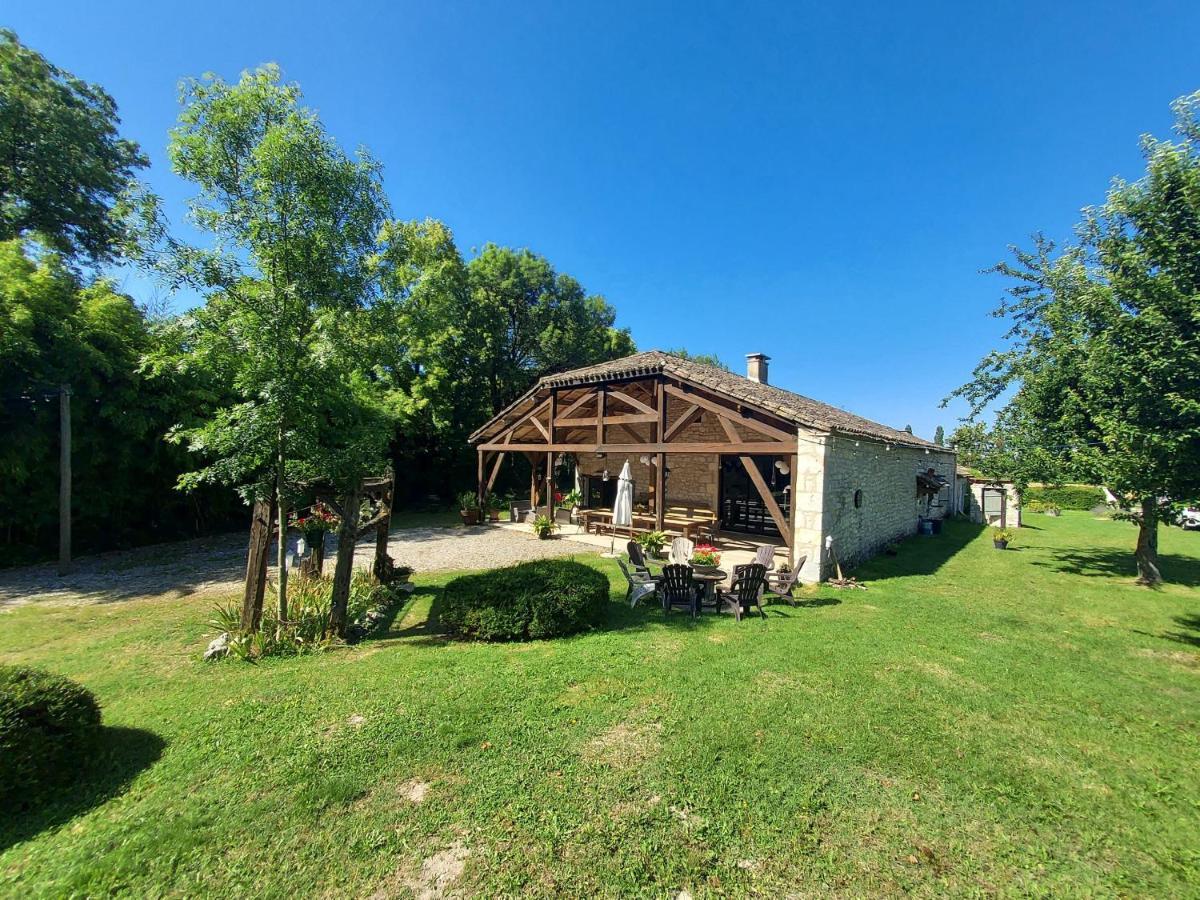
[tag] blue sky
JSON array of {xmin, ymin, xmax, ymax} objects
[{"xmin": 8, "ymin": 1, "xmax": 1199, "ymax": 439}]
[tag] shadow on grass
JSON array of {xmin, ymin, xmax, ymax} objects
[
  {"xmin": 854, "ymin": 520, "xmax": 985, "ymax": 581},
  {"xmin": 1160, "ymin": 613, "xmax": 1200, "ymax": 648},
  {"xmin": 0, "ymin": 725, "xmax": 164, "ymax": 852},
  {"xmin": 1031, "ymin": 548, "xmax": 1200, "ymax": 587}
]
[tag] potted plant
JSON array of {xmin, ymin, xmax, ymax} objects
[
  {"xmin": 457, "ymin": 491, "xmax": 481, "ymax": 526},
  {"xmin": 561, "ymin": 488, "xmax": 583, "ymax": 523},
  {"xmin": 486, "ymin": 493, "xmax": 505, "ymax": 522},
  {"xmin": 636, "ymin": 530, "xmax": 668, "ymax": 558},
  {"xmin": 289, "ymin": 502, "xmax": 339, "ymax": 575},
  {"xmin": 532, "ymin": 514, "xmax": 556, "ymax": 539},
  {"xmin": 992, "ymin": 527, "xmax": 1015, "ymax": 550},
  {"xmin": 690, "ymin": 544, "xmax": 722, "ymax": 573}
]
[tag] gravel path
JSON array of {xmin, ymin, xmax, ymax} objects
[{"xmin": 0, "ymin": 525, "xmax": 598, "ymax": 608}]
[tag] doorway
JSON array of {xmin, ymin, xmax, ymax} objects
[{"xmin": 719, "ymin": 456, "xmax": 790, "ymax": 536}]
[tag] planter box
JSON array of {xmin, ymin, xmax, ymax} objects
[
  {"xmin": 554, "ymin": 508, "xmax": 572, "ymax": 525},
  {"xmin": 460, "ymin": 509, "xmax": 480, "ymax": 526}
]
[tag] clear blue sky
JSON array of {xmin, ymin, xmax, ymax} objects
[{"xmin": 8, "ymin": 1, "xmax": 1199, "ymax": 439}]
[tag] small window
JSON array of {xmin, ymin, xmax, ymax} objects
[{"xmin": 854, "ymin": 489, "xmax": 864, "ymax": 508}]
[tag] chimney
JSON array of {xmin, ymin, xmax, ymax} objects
[{"xmin": 746, "ymin": 352, "xmax": 770, "ymax": 384}]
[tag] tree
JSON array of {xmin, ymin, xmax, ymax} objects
[
  {"xmin": 138, "ymin": 66, "xmax": 395, "ymax": 622},
  {"xmin": 934, "ymin": 425, "xmax": 945, "ymax": 446},
  {"xmin": 0, "ymin": 30, "xmax": 147, "ymax": 262},
  {"xmin": 663, "ymin": 348, "xmax": 731, "ymax": 370},
  {"xmin": 948, "ymin": 91, "xmax": 1200, "ymax": 585},
  {"xmin": 904, "ymin": 424, "xmax": 913, "ymax": 434}
]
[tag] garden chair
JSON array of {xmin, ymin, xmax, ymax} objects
[
  {"xmin": 627, "ymin": 540, "xmax": 655, "ymax": 577},
  {"xmin": 717, "ymin": 563, "xmax": 768, "ymax": 622},
  {"xmin": 617, "ymin": 557, "xmax": 658, "ymax": 607},
  {"xmin": 763, "ymin": 555, "xmax": 807, "ymax": 607},
  {"xmin": 659, "ymin": 564, "xmax": 702, "ymax": 618},
  {"xmin": 752, "ymin": 544, "xmax": 776, "ymax": 572},
  {"xmin": 668, "ymin": 537, "xmax": 694, "ymax": 565}
]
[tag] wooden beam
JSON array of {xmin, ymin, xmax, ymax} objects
[
  {"xmin": 477, "ymin": 449, "xmax": 486, "ymax": 508},
  {"xmin": 478, "ymin": 440, "xmax": 797, "ymax": 454},
  {"xmin": 739, "ymin": 455, "xmax": 791, "ymax": 546},
  {"xmin": 663, "ymin": 403, "xmax": 701, "ymax": 441},
  {"xmin": 606, "ymin": 388, "xmax": 657, "ymax": 416},
  {"xmin": 596, "ymin": 387, "xmax": 605, "ymax": 446},
  {"xmin": 663, "ymin": 383, "xmax": 795, "ymax": 443},
  {"xmin": 655, "ymin": 378, "xmax": 665, "ymax": 530},
  {"xmin": 556, "ymin": 412, "xmax": 656, "ymax": 428},
  {"xmin": 241, "ymin": 495, "xmax": 274, "ymax": 631},
  {"xmin": 546, "ymin": 390, "xmax": 557, "ymax": 520},
  {"xmin": 527, "ymin": 413, "xmax": 550, "ymax": 441},
  {"xmin": 486, "ymin": 433, "xmax": 510, "ymax": 495},
  {"xmin": 557, "ymin": 390, "xmax": 597, "ymax": 420},
  {"xmin": 613, "ymin": 423, "xmax": 642, "ymax": 443}
]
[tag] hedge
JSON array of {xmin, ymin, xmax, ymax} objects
[
  {"xmin": 0, "ymin": 665, "xmax": 101, "ymax": 800},
  {"xmin": 441, "ymin": 559, "xmax": 611, "ymax": 641},
  {"xmin": 1024, "ymin": 485, "xmax": 1107, "ymax": 510}
]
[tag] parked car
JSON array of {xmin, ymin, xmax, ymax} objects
[{"xmin": 1180, "ymin": 507, "xmax": 1200, "ymax": 530}]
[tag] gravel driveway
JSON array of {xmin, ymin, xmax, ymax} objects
[{"xmin": 0, "ymin": 525, "xmax": 598, "ymax": 608}]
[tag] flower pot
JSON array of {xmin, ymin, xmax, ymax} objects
[
  {"xmin": 993, "ymin": 539, "xmax": 1008, "ymax": 550},
  {"xmin": 537, "ymin": 531, "xmax": 554, "ymax": 540},
  {"xmin": 460, "ymin": 509, "xmax": 479, "ymax": 526},
  {"xmin": 691, "ymin": 563, "xmax": 721, "ymax": 575},
  {"xmin": 930, "ymin": 518, "xmax": 943, "ymax": 535},
  {"xmin": 488, "ymin": 510, "xmax": 500, "ymax": 522}
]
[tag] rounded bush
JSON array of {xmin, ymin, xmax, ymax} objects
[
  {"xmin": 0, "ymin": 665, "xmax": 101, "ymax": 800},
  {"xmin": 441, "ymin": 559, "xmax": 611, "ymax": 641}
]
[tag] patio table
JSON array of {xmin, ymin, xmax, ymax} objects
[{"xmin": 690, "ymin": 568, "xmax": 727, "ymax": 607}]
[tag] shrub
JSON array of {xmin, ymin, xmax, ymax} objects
[
  {"xmin": 1024, "ymin": 485, "xmax": 1106, "ymax": 511},
  {"xmin": 531, "ymin": 515, "xmax": 556, "ymax": 538},
  {"xmin": 441, "ymin": 559, "xmax": 611, "ymax": 641},
  {"xmin": 0, "ymin": 666, "xmax": 101, "ymax": 800},
  {"xmin": 635, "ymin": 530, "xmax": 668, "ymax": 556}
]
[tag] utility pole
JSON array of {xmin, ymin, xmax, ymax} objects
[{"xmin": 58, "ymin": 384, "xmax": 71, "ymax": 576}]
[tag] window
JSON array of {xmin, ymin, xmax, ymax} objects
[{"xmin": 853, "ymin": 489, "xmax": 863, "ymax": 508}]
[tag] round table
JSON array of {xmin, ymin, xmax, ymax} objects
[{"xmin": 690, "ymin": 568, "xmax": 728, "ymax": 608}]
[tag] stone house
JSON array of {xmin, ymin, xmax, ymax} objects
[{"xmin": 470, "ymin": 350, "xmax": 956, "ymax": 582}]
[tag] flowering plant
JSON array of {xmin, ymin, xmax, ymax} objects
[
  {"xmin": 690, "ymin": 545, "xmax": 721, "ymax": 567},
  {"xmin": 290, "ymin": 503, "xmax": 339, "ymax": 542}
]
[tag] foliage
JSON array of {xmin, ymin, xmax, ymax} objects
[
  {"xmin": 690, "ymin": 544, "xmax": 721, "ymax": 567},
  {"xmin": 2, "ymin": 516, "xmax": 1199, "ymax": 894},
  {"xmin": 0, "ymin": 30, "xmax": 147, "ymax": 262},
  {"xmin": 440, "ymin": 559, "xmax": 609, "ymax": 641},
  {"xmin": 992, "ymin": 527, "xmax": 1015, "ymax": 544},
  {"xmin": 933, "ymin": 425, "xmax": 945, "ymax": 446},
  {"xmin": 0, "ymin": 240, "xmax": 241, "ymax": 564},
  {"xmin": 1023, "ymin": 484, "xmax": 1105, "ymax": 511},
  {"xmin": 456, "ymin": 490, "xmax": 480, "ymax": 512},
  {"xmin": 947, "ymin": 91, "xmax": 1200, "ymax": 584},
  {"xmin": 0, "ymin": 665, "xmax": 101, "ymax": 802},
  {"xmin": 531, "ymin": 515, "xmax": 556, "ymax": 538},
  {"xmin": 289, "ymin": 503, "xmax": 339, "ymax": 542},
  {"xmin": 662, "ymin": 348, "xmax": 730, "ymax": 370},
  {"xmin": 635, "ymin": 529, "xmax": 668, "ymax": 556},
  {"xmin": 561, "ymin": 488, "xmax": 583, "ymax": 509}
]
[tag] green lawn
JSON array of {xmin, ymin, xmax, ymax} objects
[{"xmin": 2, "ymin": 513, "xmax": 1198, "ymax": 897}]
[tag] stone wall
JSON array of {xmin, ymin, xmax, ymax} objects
[{"xmin": 818, "ymin": 438, "xmax": 956, "ymax": 577}]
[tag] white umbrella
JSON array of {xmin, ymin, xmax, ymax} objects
[{"xmin": 603, "ymin": 460, "xmax": 634, "ymax": 557}]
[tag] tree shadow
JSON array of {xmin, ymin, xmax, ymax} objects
[
  {"xmin": 1030, "ymin": 548, "xmax": 1200, "ymax": 587},
  {"xmin": 856, "ymin": 520, "xmax": 985, "ymax": 581},
  {"xmin": 0, "ymin": 725, "xmax": 164, "ymax": 852},
  {"xmin": 1160, "ymin": 613, "xmax": 1200, "ymax": 648}
]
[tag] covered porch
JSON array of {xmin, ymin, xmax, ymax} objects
[{"xmin": 469, "ymin": 355, "xmax": 802, "ymax": 567}]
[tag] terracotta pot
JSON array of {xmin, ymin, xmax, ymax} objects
[
  {"xmin": 460, "ymin": 509, "xmax": 479, "ymax": 525},
  {"xmin": 993, "ymin": 539, "xmax": 1008, "ymax": 550}
]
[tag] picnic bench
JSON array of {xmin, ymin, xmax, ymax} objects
[{"xmin": 578, "ymin": 507, "xmax": 717, "ymax": 542}]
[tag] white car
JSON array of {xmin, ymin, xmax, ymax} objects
[{"xmin": 1180, "ymin": 507, "xmax": 1200, "ymax": 530}]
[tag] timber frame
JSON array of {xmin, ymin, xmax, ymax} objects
[{"xmin": 470, "ymin": 372, "xmax": 802, "ymax": 562}]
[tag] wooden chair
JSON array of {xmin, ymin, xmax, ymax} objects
[
  {"xmin": 627, "ymin": 540, "xmax": 654, "ymax": 576},
  {"xmin": 669, "ymin": 537, "xmax": 694, "ymax": 565},
  {"xmin": 752, "ymin": 544, "xmax": 776, "ymax": 572},
  {"xmin": 659, "ymin": 564, "xmax": 702, "ymax": 618},
  {"xmin": 617, "ymin": 558, "xmax": 658, "ymax": 607},
  {"xmin": 717, "ymin": 563, "xmax": 768, "ymax": 621},
  {"xmin": 764, "ymin": 555, "xmax": 807, "ymax": 607}
]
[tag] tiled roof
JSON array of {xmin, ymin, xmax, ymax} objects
[{"xmin": 538, "ymin": 350, "xmax": 942, "ymax": 449}]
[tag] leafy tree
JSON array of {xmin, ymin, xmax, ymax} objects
[
  {"xmin": 137, "ymin": 66, "xmax": 395, "ymax": 621},
  {"xmin": 0, "ymin": 30, "xmax": 146, "ymax": 262},
  {"xmin": 949, "ymin": 91, "xmax": 1200, "ymax": 584},
  {"xmin": 934, "ymin": 425, "xmax": 945, "ymax": 446},
  {"xmin": 904, "ymin": 424, "xmax": 913, "ymax": 434},
  {"xmin": 663, "ymin": 348, "xmax": 731, "ymax": 370}
]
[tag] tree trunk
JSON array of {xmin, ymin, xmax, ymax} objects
[
  {"xmin": 329, "ymin": 486, "xmax": 361, "ymax": 637},
  {"xmin": 1135, "ymin": 496, "xmax": 1162, "ymax": 586}
]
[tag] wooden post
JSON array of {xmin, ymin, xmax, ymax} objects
[
  {"xmin": 1000, "ymin": 489, "xmax": 1008, "ymax": 530},
  {"xmin": 787, "ymin": 452, "xmax": 799, "ymax": 568},
  {"xmin": 655, "ymin": 378, "xmax": 666, "ymax": 531},
  {"xmin": 477, "ymin": 449, "xmax": 486, "ymax": 509},
  {"xmin": 329, "ymin": 484, "xmax": 361, "ymax": 637},
  {"xmin": 373, "ymin": 474, "xmax": 394, "ymax": 581},
  {"xmin": 546, "ymin": 390, "xmax": 557, "ymax": 521},
  {"xmin": 241, "ymin": 495, "xmax": 275, "ymax": 631},
  {"xmin": 57, "ymin": 385, "xmax": 71, "ymax": 576},
  {"xmin": 528, "ymin": 453, "xmax": 538, "ymax": 511},
  {"xmin": 596, "ymin": 387, "xmax": 606, "ymax": 445}
]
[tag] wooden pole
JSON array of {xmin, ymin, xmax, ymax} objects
[
  {"xmin": 373, "ymin": 473, "xmax": 393, "ymax": 581},
  {"xmin": 546, "ymin": 390, "xmax": 557, "ymax": 521},
  {"xmin": 57, "ymin": 385, "xmax": 71, "ymax": 576},
  {"xmin": 241, "ymin": 495, "xmax": 274, "ymax": 631},
  {"xmin": 329, "ymin": 484, "xmax": 361, "ymax": 637},
  {"xmin": 655, "ymin": 378, "xmax": 666, "ymax": 531},
  {"xmin": 477, "ymin": 449, "xmax": 486, "ymax": 510}
]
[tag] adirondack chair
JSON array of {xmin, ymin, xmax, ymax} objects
[
  {"xmin": 752, "ymin": 544, "xmax": 776, "ymax": 572},
  {"xmin": 717, "ymin": 563, "xmax": 768, "ymax": 622},
  {"xmin": 627, "ymin": 540, "xmax": 654, "ymax": 576},
  {"xmin": 617, "ymin": 557, "xmax": 658, "ymax": 607},
  {"xmin": 659, "ymin": 564, "xmax": 702, "ymax": 618},
  {"xmin": 668, "ymin": 537, "xmax": 695, "ymax": 565},
  {"xmin": 764, "ymin": 555, "xmax": 807, "ymax": 606}
]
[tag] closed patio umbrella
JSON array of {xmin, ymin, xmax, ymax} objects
[{"xmin": 604, "ymin": 460, "xmax": 634, "ymax": 557}]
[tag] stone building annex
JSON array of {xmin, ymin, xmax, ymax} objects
[{"xmin": 470, "ymin": 350, "xmax": 957, "ymax": 582}]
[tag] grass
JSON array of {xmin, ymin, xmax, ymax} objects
[{"xmin": 0, "ymin": 512, "xmax": 1197, "ymax": 897}]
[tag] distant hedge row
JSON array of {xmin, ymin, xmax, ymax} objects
[{"xmin": 1024, "ymin": 485, "xmax": 1107, "ymax": 510}]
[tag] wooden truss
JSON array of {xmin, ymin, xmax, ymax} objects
[{"xmin": 473, "ymin": 374, "xmax": 800, "ymax": 554}]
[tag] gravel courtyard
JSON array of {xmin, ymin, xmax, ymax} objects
[{"xmin": 0, "ymin": 524, "xmax": 598, "ymax": 608}]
